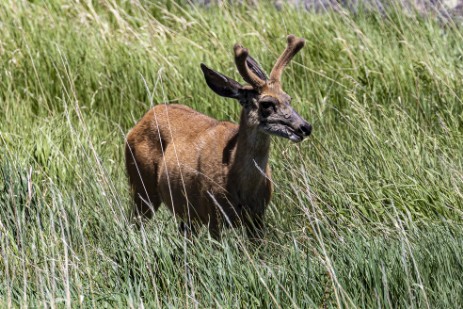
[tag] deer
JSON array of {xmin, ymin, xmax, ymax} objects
[{"xmin": 125, "ymin": 34, "xmax": 312, "ymax": 239}]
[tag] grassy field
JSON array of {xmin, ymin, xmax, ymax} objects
[{"xmin": 1, "ymin": 0, "xmax": 463, "ymax": 307}]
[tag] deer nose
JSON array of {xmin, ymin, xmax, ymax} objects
[{"xmin": 299, "ymin": 122, "xmax": 312, "ymax": 137}]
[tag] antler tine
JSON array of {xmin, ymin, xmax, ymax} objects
[
  {"xmin": 269, "ymin": 34, "xmax": 305, "ymax": 84},
  {"xmin": 234, "ymin": 44, "xmax": 266, "ymax": 88}
]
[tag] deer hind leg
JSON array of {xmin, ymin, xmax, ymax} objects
[
  {"xmin": 244, "ymin": 213, "xmax": 265, "ymax": 240},
  {"xmin": 129, "ymin": 177, "xmax": 161, "ymax": 224},
  {"xmin": 178, "ymin": 220, "xmax": 198, "ymax": 239},
  {"xmin": 125, "ymin": 144, "xmax": 161, "ymax": 225}
]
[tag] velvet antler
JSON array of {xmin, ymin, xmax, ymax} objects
[
  {"xmin": 269, "ymin": 34, "xmax": 305, "ymax": 84},
  {"xmin": 234, "ymin": 44, "xmax": 266, "ymax": 88}
]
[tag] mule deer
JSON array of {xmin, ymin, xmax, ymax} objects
[{"xmin": 125, "ymin": 34, "xmax": 311, "ymax": 238}]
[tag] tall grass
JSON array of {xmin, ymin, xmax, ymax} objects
[{"xmin": 1, "ymin": 0, "xmax": 463, "ymax": 307}]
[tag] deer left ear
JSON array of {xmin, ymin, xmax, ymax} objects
[{"xmin": 201, "ymin": 63, "xmax": 246, "ymax": 100}]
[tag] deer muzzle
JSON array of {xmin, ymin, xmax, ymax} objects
[{"xmin": 286, "ymin": 110, "xmax": 312, "ymax": 142}]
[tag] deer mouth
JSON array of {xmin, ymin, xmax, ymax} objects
[
  {"xmin": 260, "ymin": 122, "xmax": 305, "ymax": 143},
  {"xmin": 287, "ymin": 129, "xmax": 304, "ymax": 143}
]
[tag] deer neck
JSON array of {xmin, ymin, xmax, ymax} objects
[{"xmin": 230, "ymin": 109, "xmax": 271, "ymax": 182}]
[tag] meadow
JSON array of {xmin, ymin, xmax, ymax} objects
[{"xmin": 1, "ymin": 0, "xmax": 463, "ymax": 307}]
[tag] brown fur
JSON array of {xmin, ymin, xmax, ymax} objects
[
  {"xmin": 126, "ymin": 104, "xmax": 272, "ymax": 237},
  {"xmin": 125, "ymin": 35, "xmax": 311, "ymax": 238}
]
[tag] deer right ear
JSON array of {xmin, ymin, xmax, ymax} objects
[{"xmin": 201, "ymin": 63, "xmax": 245, "ymax": 100}]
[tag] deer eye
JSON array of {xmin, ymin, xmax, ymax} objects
[{"xmin": 261, "ymin": 101, "xmax": 275, "ymax": 111}]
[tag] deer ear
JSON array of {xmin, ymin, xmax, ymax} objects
[
  {"xmin": 201, "ymin": 63, "xmax": 245, "ymax": 99},
  {"xmin": 246, "ymin": 56, "xmax": 268, "ymax": 81}
]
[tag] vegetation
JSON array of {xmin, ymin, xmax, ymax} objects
[{"xmin": 1, "ymin": 0, "xmax": 463, "ymax": 307}]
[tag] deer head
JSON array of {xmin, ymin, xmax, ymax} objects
[{"xmin": 201, "ymin": 34, "xmax": 312, "ymax": 143}]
